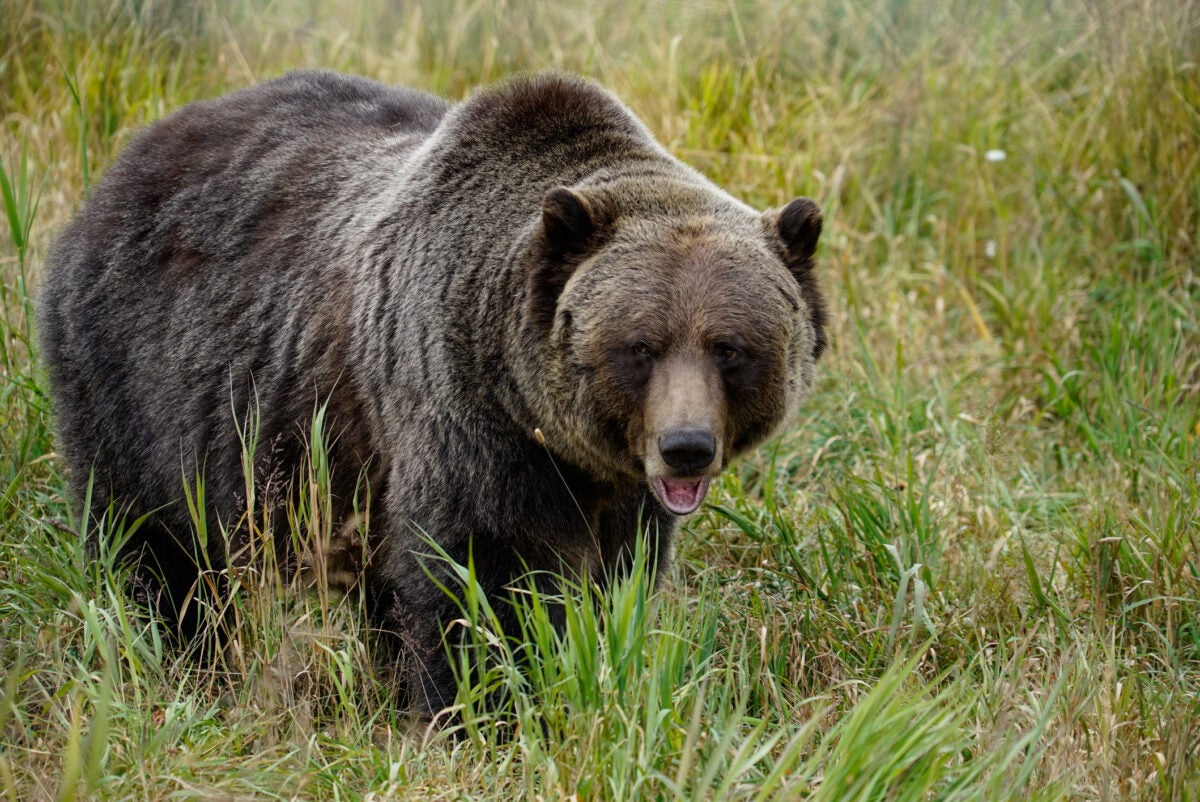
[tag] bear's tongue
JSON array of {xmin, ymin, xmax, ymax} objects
[{"xmin": 653, "ymin": 477, "xmax": 711, "ymax": 515}]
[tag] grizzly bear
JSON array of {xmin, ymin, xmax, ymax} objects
[{"xmin": 39, "ymin": 70, "xmax": 826, "ymax": 715}]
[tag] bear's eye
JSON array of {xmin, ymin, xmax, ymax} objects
[
  {"xmin": 715, "ymin": 344, "xmax": 740, "ymax": 362},
  {"xmin": 632, "ymin": 341, "xmax": 654, "ymax": 358}
]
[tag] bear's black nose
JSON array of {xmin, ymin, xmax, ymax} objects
[{"xmin": 658, "ymin": 428, "xmax": 716, "ymax": 474}]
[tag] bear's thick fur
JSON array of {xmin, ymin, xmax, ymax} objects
[{"xmin": 39, "ymin": 70, "xmax": 826, "ymax": 714}]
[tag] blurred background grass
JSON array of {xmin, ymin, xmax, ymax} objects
[{"xmin": 2, "ymin": 0, "xmax": 1198, "ymax": 799}]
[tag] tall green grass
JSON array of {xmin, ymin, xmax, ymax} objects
[{"xmin": 2, "ymin": 0, "xmax": 1198, "ymax": 798}]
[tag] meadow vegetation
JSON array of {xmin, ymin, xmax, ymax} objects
[{"xmin": 1, "ymin": 0, "xmax": 1198, "ymax": 798}]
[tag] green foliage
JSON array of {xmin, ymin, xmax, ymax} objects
[
  {"xmin": 428, "ymin": 538, "xmax": 1048, "ymax": 801},
  {"xmin": 2, "ymin": 0, "xmax": 1198, "ymax": 797}
]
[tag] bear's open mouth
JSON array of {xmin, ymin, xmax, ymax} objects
[{"xmin": 652, "ymin": 476, "xmax": 711, "ymax": 515}]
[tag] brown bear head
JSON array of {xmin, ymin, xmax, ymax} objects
[{"xmin": 525, "ymin": 181, "xmax": 825, "ymax": 514}]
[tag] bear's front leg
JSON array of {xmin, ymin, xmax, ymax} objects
[
  {"xmin": 592, "ymin": 488, "xmax": 680, "ymax": 592},
  {"xmin": 368, "ymin": 528, "xmax": 557, "ymax": 718}
]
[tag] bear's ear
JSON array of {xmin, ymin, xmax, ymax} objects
[
  {"xmin": 764, "ymin": 197, "xmax": 822, "ymax": 278},
  {"xmin": 541, "ymin": 186, "xmax": 605, "ymax": 255},
  {"xmin": 764, "ymin": 197, "xmax": 828, "ymax": 361},
  {"xmin": 528, "ymin": 187, "xmax": 611, "ymax": 332}
]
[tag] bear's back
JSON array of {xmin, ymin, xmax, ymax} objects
[
  {"xmin": 38, "ymin": 71, "xmax": 447, "ymax": 531},
  {"xmin": 52, "ymin": 70, "xmax": 447, "ymax": 265}
]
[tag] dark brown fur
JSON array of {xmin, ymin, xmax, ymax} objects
[{"xmin": 39, "ymin": 70, "xmax": 826, "ymax": 715}]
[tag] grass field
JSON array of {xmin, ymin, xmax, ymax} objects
[{"xmin": 2, "ymin": 0, "xmax": 1199, "ymax": 798}]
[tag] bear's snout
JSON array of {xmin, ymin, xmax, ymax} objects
[
  {"xmin": 642, "ymin": 356, "xmax": 725, "ymax": 515},
  {"xmin": 658, "ymin": 427, "xmax": 716, "ymax": 474}
]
